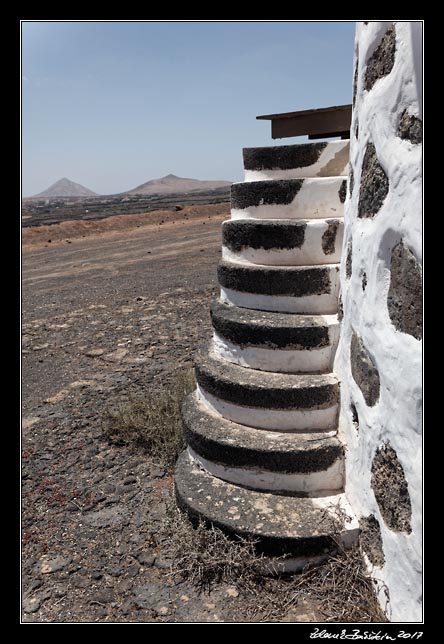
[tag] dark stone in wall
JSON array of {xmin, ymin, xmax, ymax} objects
[
  {"xmin": 371, "ymin": 443, "xmax": 412, "ymax": 534},
  {"xmin": 397, "ymin": 110, "xmax": 422, "ymax": 144},
  {"xmin": 350, "ymin": 332, "xmax": 380, "ymax": 407},
  {"xmin": 360, "ymin": 515, "xmax": 385, "ymax": 566},
  {"xmin": 346, "ymin": 240, "xmax": 353, "ymax": 279},
  {"xmin": 387, "ymin": 241, "xmax": 422, "ymax": 340},
  {"xmin": 362, "ymin": 272, "xmax": 367, "ymax": 291},
  {"xmin": 350, "ymin": 402, "xmax": 359, "ymax": 431},
  {"xmin": 364, "ymin": 26, "xmax": 396, "ymax": 91},
  {"xmin": 338, "ymin": 294, "xmax": 343, "ymax": 322},
  {"xmin": 338, "ymin": 180, "xmax": 347, "ymax": 204},
  {"xmin": 357, "ymin": 143, "xmax": 389, "ymax": 218},
  {"xmin": 349, "ymin": 167, "xmax": 354, "ymax": 196},
  {"xmin": 322, "ymin": 220, "xmax": 339, "ymax": 255},
  {"xmin": 353, "ymin": 58, "xmax": 359, "ymax": 107},
  {"xmin": 355, "ymin": 120, "xmax": 359, "ymax": 140}
]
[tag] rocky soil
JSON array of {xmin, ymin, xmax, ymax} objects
[{"xmin": 21, "ymin": 203, "xmax": 321, "ymax": 623}]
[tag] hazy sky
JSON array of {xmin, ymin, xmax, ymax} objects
[{"xmin": 22, "ymin": 21, "xmax": 356, "ymax": 196}]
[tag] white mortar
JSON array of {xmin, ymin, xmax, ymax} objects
[
  {"xmin": 212, "ymin": 331, "xmax": 339, "ymax": 374},
  {"xmin": 335, "ymin": 21, "xmax": 422, "ymax": 622},
  {"xmin": 220, "ymin": 271, "xmax": 340, "ymax": 314},
  {"xmin": 187, "ymin": 446, "xmax": 344, "ymax": 496}
]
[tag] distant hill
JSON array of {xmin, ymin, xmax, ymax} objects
[
  {"xmin": 126, "ymin": 174, "xmax": 231, "ymax": 196},
  {"xmin": 29, "ymin": 178, "xmax": 98, "ymax": 199}
]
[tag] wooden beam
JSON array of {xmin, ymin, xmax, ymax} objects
[
  {"xmin": 257, "ymin": 104, "xmax": 352, "ymax": 140},
  {"xmin": 308, "ymin": 130, "xmax": 350, "ymax": 140}
]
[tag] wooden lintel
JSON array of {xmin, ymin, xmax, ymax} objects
[{"xmin": 257, "ymin": 104, "xmax": 352, "ymax": 140}]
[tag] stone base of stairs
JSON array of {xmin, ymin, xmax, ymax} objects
[
  {"xmin": 175, "ymin": 139, "xmax": 356, "ymax": 567},
  {"xmin": 175, "ymin": 450, "xmax": 359, "ymax": 561}
]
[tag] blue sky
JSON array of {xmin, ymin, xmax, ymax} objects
[{"xmin": 22, "ymin": 21, "xmax": 356, "ymax": 196}]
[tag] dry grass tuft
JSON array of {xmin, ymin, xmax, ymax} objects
[
  {"xmin": 161, "ymin": 495, "xmax": 267, "ymax": 594},
  {"xmin": 101, "ymin": 369, "xmax": 195, "ymax": 466},
  {"xmin": 159, "ymin": 494, "xmax": 388, "ymax": 623},
  {"xmin": 286, "ymin": 545, "xmax": 389, "ymax": 623}
]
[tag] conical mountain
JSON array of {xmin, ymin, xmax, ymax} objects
[{"xmin": 30, "ymin": 178, "xmax": 98, "ymax": 198}]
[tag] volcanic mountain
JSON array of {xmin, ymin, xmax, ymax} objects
[
  {"xmin": 29, "ymin": 178, "xmax": 98, "ymax": 199},
  {"xmin": 126, "ymin": 174, "xmax": 231, "ymax": 196}
]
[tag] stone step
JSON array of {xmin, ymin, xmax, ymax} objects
[
  {"xmin": 222, "ymin": 217, "xmax": 344, "ymax": 266},
  {"xmin": 175, "ymin": 450, "xmax": 359, "ymax": 559},
  {"xmin": 210, "ymin": 300, "xmax": 339, "ymax": 373},
  {"xmin": 195, "ymin": 349, "xmax": 339, "ymax": 430},
  {"xmin": 218, "ymin": 259, "xmax": 340, "ymax": 314},
  {"xmin": 182, "ymin": 392, "xmax": 344, "ymax": 495},
  {"xmin": 231, "ymin": 177, "xmax": 346, "ymax": 221},
  {"xmin": 243, "ymin": 140, "xmax": 349, "ymax": 181}
]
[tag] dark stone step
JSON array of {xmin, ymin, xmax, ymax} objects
[
  {"xmin": 210, "ymin": 300, "xmax": 337, "ymax": 350},
  {"xmin": 244, "ymin": 142, "xmax": 328, "ymax": 171},
  {"xmin": 243, "ymin": 140, "xmax": 349, "ymax": 177},
  {"xmin": 231, "ymin": 177, "xmax": 346, "ymax": 210},
  {"xmin": 182, "ymin": 392, "xmax": 344, "ymax": 473},
  {"xmin": 223, "ymin": 219, "xmax": 307, "ymax": 252},
  {"xmin": 195, "ymin": 349, "xmax": 339, "ymax": 410},
  {"xmin": 217, "ymin": 260, "xmax": 339, "ymax": 297},
  {"xmin": 231, "ymin": 179, "xmax": 304, "ymax": 209},
  {"xmin": 175, "ymin": 450, "xmax": 359, "ymax": 557},
  {"xmin": 221, "ymin": 218, "xmax": 343, "ymax": 265}
]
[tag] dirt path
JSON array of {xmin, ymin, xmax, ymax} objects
[{"xmin": 22, "ymin": 206, "xmax": 226, "ymax": 412}]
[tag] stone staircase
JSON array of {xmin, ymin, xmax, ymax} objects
[{"xmin": 175, "ymin": 139, "xmax": 359, "ymax": 569}]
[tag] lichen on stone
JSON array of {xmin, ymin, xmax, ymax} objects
[
  {"xmin": 346, "ymin": 240, "xmax": 353, "ymax": 279},
  {"xmin": 360, "ymin": 514, "xmax": 385, "ymax": 566},
  {"xmin": 364, "ymin": 26, "xmax": 396, "ymax": 91},
  {"xmin": 339, "ymin": 180, "xmax": 347, "ymax": 204},
  {"xmin": 397, "ymin": 110, "xmax": 422, "ymax": 144},
  {"xmin": 387, "ymin": 240, "xmax": 422, "ymax": 340},
  {"xmin": 371, "ymin": 442, "xmax": 412, "ymax": 533},
  {"xmin": 350, "ymin": 331, "xmax": 380, "ymax": 407},
  {"xmin": 357, "ymin": 143, "xmax": 389, "ymax": 218}
]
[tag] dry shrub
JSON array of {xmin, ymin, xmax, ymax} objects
[
  {"xmin": 161, "ymin": 496, "xmax": 274, "ymax": 596},
  {"xmin": 284, "ymin": 545, "xmax": 389, "ymax": 623},
  {"xmin": 160, "ymin": 494, "xmax": 388, "ymax": 623},
  {"xmin": 101, "ymin": 369, "xmax": 195, "ymax": 466}
]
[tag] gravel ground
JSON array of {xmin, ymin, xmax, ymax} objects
[{"xmin": 21, "ymin": 203, "xmax": 322, "ymax": 623}]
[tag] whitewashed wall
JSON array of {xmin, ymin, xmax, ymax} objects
[{"xmin": 335, "ymin": 21, "xmax": 423, "ymax": 622}]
